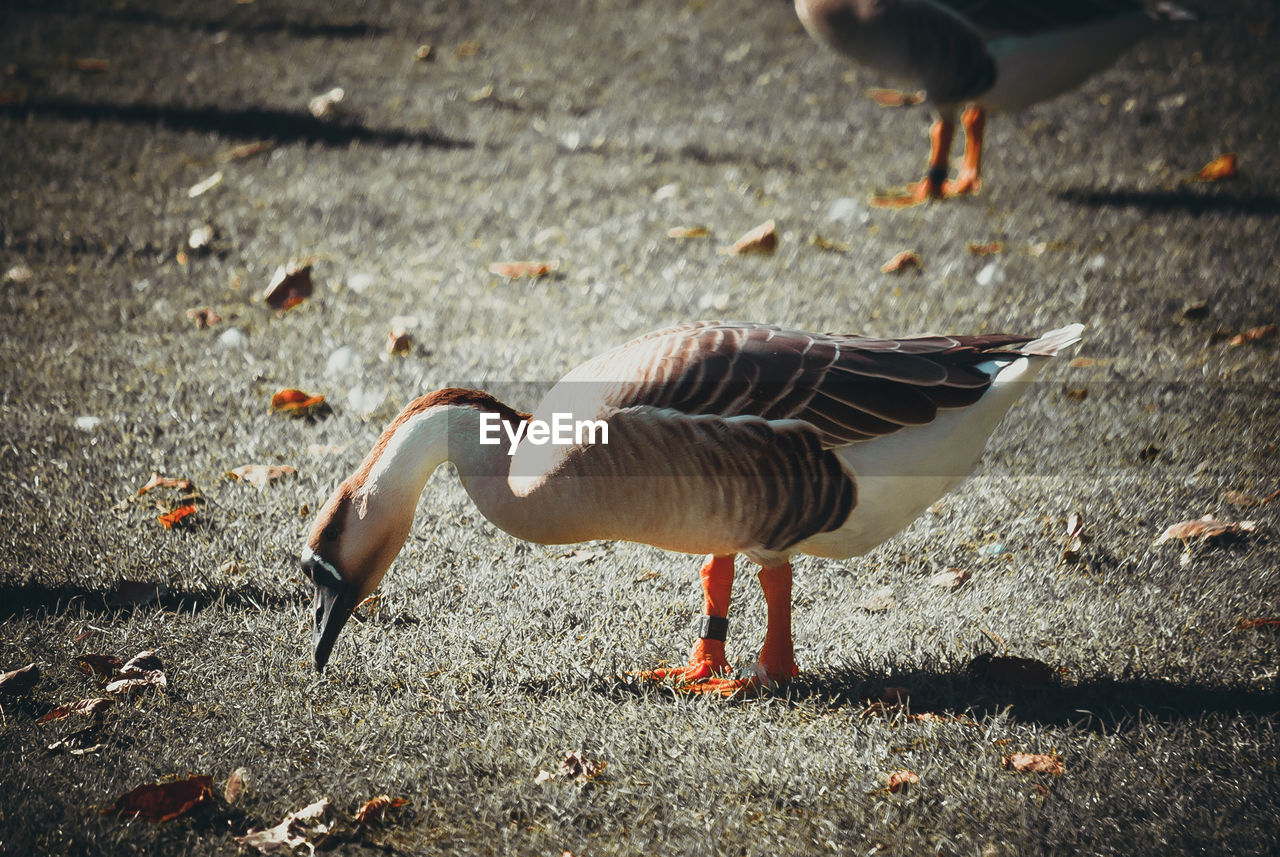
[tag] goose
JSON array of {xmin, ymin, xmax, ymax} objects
[
  {"xmin": 302, "ymin": 320, "xmax": 1082, "ymax": 693},
  {"xmin": 792, "ymin": 0, "xmax": 1192, "ymax": 206}
]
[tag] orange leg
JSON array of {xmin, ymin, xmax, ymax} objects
[
  {"xmin": 679, "ymin": 562, "xmax": 799, "ymax": 698},
  {"xmin": 639, "ymin": 555, "xmax": 735, "ymax": 683},
  {"xmin": 944, "ymin": 105, "xmax": 985, "ymax": 197},
  {"xmin": 873, "ymin": 116, "xmax": 955, "ymax": 208}
]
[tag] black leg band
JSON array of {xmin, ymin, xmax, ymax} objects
[
  {"xmin": 926, "ymin": 164, "xmax": 949, "ymax": 187},
  {"xmin": 696, "ymin": 615, "xmax": 729, "ymax": 642}
]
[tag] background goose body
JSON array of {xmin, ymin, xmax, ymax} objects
[
  {"xmin": 793, "ymin": 0, "xmax": 1190, "ymax": 204},
  {"xmin": 304, "ymin": 321, "xmax": 1082, "ymax": 691}
]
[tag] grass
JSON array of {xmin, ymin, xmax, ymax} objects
[{"xmin": 2, "ymin": 0, "xmax": 1279, "ymax": 854}]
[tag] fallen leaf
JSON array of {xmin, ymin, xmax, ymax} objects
[
  {"xmin": 354, "ymin": 794, "xmax": 410, "ymax": 824},
  {"xmin": 227, "ymin": 464, "xmax": 297, "ymax": 488},
  {"xmin": 105, "ymin": 670, "xmax": 167, "ymax": 695},
  {"xmin": 158, "ymin": 504, "xmax": 198, "ymax": 529},
  {"xmin": 1062, "ymin": 512, "xmax": 1086, "ymax": 562},
  {"xmin": 667, "ymin": 225, "xmax": 710, "ymax": 239},
  {"xmin": 487, "ymin": 260, "xmax": 560, "ymax": 279},
  {"xmin": 137, "ymin": 472, "xmax": 194, "ymax": 496},
  {"xmin": 72, "ymin": 57, "xmax": 110, "ymax": 72},
  {"xmin": 263, "ymin": 261, "xmax": 314, "ymax": 310},
  {"xmin": 970, "ymin": 654, "xmax": 1053, "ymax": 688},
  {"xmin": 721, "ymin": 219, "xmax": 777, "ymax": 256},
  {"xmin": 388, "ymin": 329, "xmax": 413, "ymax": 356},
  {"xmin": 880, "ymin": 250, "xmax": 922, "ymax": 274},
  {"xmin": 122, "ymin": 651, "xmax": 163, "ymax": 673},
  {"xmin": 102, "ymin": 775, "xmax": 214, "ymax": 822},
  {"xmin": 185, "ymin": 307, "xmax": 221, "ymax": 328},
  {"xmin": 225, "ymin": 768, "xmax": 249, "ymax": 804},
  {"xmin": 39, "ymin": 697, "xmax": 113, "ymax": 723},
  {"xmin": 1063, "ymin": 387, "xmax": 1088, "ymax": 401},
  {"xmin": 1227, "ymin": 324, "xmax": 1277, "ymax": 347},
  {"xmin": 270, "ymin": 389, "xmax": 326, "ymax": 416},
  {"xmin": 885, "ymin": 770, "xmax": 919, "ymax": 793},
  {"xmin": 236, "ymin": 798, "xmax": 334, "ymax": 854},
  {"xmin": 809, "ymin": 234, "xmax": 849, "ymax": 253},
  {"xmin": 966, "ymin": 241, "xmax": 1004, "ymax": 256},
  {"xmin": 558, "ymin": 751, "xmax": 607, "ymax": 782},
  {"xmin": 308, "ymin": 86, "xmax": 345, "ymax": 118},
  {"xmin": 1192, "ymin": 152, "xmax": 1237, "ymax": 182},
  {"xmin": 1235, "ymin": 618, "xmax": 1280, "ymax": 631},
  {"xmin": 226, "ymin": 140, "xmax": 273, "ymax": 160},
  {"xmin": 855, "ymin": 585, "xmax": 895, "ymax": 613},
  {"xmin": 0, "ymin": 663, "xmax": 39, "ymax": 696},
  {"xmin": 75, "ymin": 653, "xmax": 123, "ymax": 678},
  {"xmin": 865, "ymin": 87, "xmax": 925, "ymax": 107},
  {"xmin": 187, "ymin": 170, "xmax": 223, "ymax": 198},
  {"xmin": 929, "ymin": 567, "xmax": 970, "ymax": 590},
  {"xmin": 1153, "ymin": 515, "xmax": 1256, "ymax": 547},
  {"xmin": 1003, "ymin": 753, "xmax": 1063, "ymax": 775}
]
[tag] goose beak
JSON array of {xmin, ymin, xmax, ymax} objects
[
  {"xmin": 311, "ymin": 576, "xmax": 357, "ymax": 671},
  {"xmin": 302, "ymin": 548, "xmax": 358, "ymax": 671}
]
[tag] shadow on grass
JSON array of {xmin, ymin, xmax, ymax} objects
[
  {"xmin": 1058, "ymin": 185, "xmax": 1280, "ymax": 217},
  {"xmin": 0, "ymin": 581, "xmax": 298, "ymax": 619},
  {"xmin": 0, "ymin": 98, "xmax": 473, "ymax": 150},
  {"xmin": 6, "ymin": 0, "xmax": 392, "ymax": 39},
  {"xmin": 583, "ymin": 661, "xmax": 1280, "ymax": 731}
]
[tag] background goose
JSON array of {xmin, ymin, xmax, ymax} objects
[
  {"xmin": 303, "ymin": 321, "xmax": 1082, "ymax": 693},
  {"xmin": 793, "ymin": 0, "xmax": 1193, "ymax": 205}
]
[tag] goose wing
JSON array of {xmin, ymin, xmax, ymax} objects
[{"xmin": 548, "ymin": 321, "xmax": 1034, "ymax": 448}]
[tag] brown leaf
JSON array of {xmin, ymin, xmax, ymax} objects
[
  {"xmin": 72, "ymin": 58, "xmax": 110, "ymax": 72},
  {"xmin": 0, "ymin": 663, "xmax": 39, "ymax": 696},
  {"xmin": 226, "ymin": 140, "xmax": 274, "ymax": 160},
  {"xmin": 865, "ymin": 87, "xmax": 925, "ymax": 107},
  {"xmin": 137, "ymin": 472, "xmax": 194, "ymax": 496},
  {"xmin": 557, "ymin": 751, "xmax": 607, "ymax": 782},
  {"xmin": 1227, "ymin": 324, "xmax": 1277, "ymax": 347},
  {"xmin": 122, "ymin": 650, "xmax": 163, "ymax": 673},
  {"xmin": 1153, "ymin": 515, "xmax": 1256, "ymax": 547},
  {"xmin": 880, "ymin": 250, "xmax": 922, "ymax": 274},
  {"xmin": 185, "ymin": 307, "xmax": 221, "ymax": 328},
  {"xmin": 227, "ymin": 464, "xmax": 297, "ymax": 488},
  {"xmin": 966, "ymin": 241, "xmax": 1004, "ymax": 256},
  {"xmin": 1192, "ymin": 152, "xmax": 1237, "ymax": 182},
  {"xmin": 39, "ymin": 696, "xmax": 113, "ymax": 723},
  {"xmin": 667, "ymin": 225, "xmax": 710, "ymax": 239},
  {"xmin": 488, "ymin": 260, "xmax": 560, "ymax": 279},
  {"xmin": 158, "ymin": 503, "xmax": 198, "ymax": 529},
  {"xmin": 1235, "ymin": 617, "xmax": 1280, "ymax": 632},
  {"xmin": 75, "ymin": 653, "xmax": 123, "ymax": 678},
  {"xmin": 224, "ymin": 768, "xmax": 249, "ymax": 804},
  {"xmin": 263, "ymin": 261, "xmax": 314, "ymax": 310},
  {"xmin": 102, "ymin": 775, "xmax": 214, "ymax": 823},
  {"xmin": 722, "ymin": 219, "xmax": 778, "ymax": 256},
  {"xmin": 885, "ymin": 769, "xmax": 920, "ymax": 793},
  {"xmin": 354, "ymin": 794, "xmax": 410, "ymax": 824},
  {"xmin": 270, "ymin": 388, "xmax": 326, "ymax": 416},
  {"xmin": 971, "ymin": 654, "xmax": 1054, "ymax": 688},
  {"xmin": 388, "ymin": 329, "xmax": 413, "ymax": 355},
  {"xmin": 929, "ymin": 568, "xmax": 970, "ymax": 591},
  {"xmin": 1003, "ymin": 753, "xmax": 1063, "ymax": 775}
]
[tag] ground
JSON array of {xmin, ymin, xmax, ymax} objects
[{"xmin": 1, "ymin": 1, "xmax": 1277, "ymax": 855}]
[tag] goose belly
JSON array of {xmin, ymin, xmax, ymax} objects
[{"xmin": 977, "ymin": 14, "xmax": 1151, "ymax": 113}]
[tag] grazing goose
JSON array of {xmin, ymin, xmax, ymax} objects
[
  {"xmin": 303, "ymin": 321, "xmax": 1082, "ymax": 693},
  {"xmin": 793, "ymin": 0, "xmax": 1191, "ymax": 206}
]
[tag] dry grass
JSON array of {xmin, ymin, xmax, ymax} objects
[{"xmin": 3, "ymin": 0, "xmax": 1279, "ymax": 854}]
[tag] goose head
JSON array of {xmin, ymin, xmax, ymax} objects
[{"xmin": 301, "ymin": 388, "xmax": 529, "ymax": 670}]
